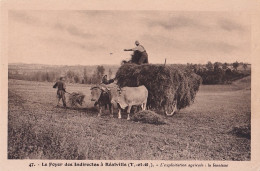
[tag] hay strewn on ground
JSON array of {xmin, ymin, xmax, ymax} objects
[
  {"xmin": 68, "ymin": 92, "xmax": 85, "ymax": 107},
  {"xmin": 132, "ymin": 110, "xmax": 166, "ymax": 125},
  {"xmin": 229, "ymin": 125, "xmax": 251, "ymax": 139},
  {"xmin": 115, "ymin": 64, "xmax": 202, "ymax": 112}
]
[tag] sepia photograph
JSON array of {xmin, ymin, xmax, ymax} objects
[
  {"xmin": 7, "ymin": 10, "xmax": 251, "ymax": 160},
  {"xmin": 1, "ymin": 0, "xmax": 260, "ymax": 170}
]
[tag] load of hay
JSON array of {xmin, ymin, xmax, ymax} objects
[
  {"xmin": 115, "ymin": 64, "xmax": 202, "ymax": 113},
  {"xmin": 132, "ymin": 110, "xmax": 166, "ymax": 125},
  {"xmin": 68, "ymin": 92, "xmax": 85, "ymax": 107}
]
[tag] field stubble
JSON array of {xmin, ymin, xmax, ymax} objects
[{"xmin": 8, "ymin": 78, "xmax": 250, "ymax": 160}]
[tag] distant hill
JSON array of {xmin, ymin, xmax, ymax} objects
[{"xmin": 232, "ymin": 76, "xmax": 251, "ymax": 90}]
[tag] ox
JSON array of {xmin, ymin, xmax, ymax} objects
[
  {"xmin": 111, "ymin": 85, "xmax": 148, "ymax": 120},
  {"xmin": 90, "ymin": 85, "xmax": 113, "ymax": 117}
]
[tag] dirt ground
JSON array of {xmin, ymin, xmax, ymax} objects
[{"xmin": 8, "ymin": 78, "xmax": 251, "ymax": 160}]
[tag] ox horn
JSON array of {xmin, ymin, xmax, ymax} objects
[{"xmin": 165, "ymin": 100, "xmax": 177, "ymax": 116}]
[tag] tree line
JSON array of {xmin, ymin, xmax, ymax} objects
[
  {"xmin": 8, "ymin": 61, "xmax": 250, "ymax": 85},
  {"xmin": 187, "ymin": 61, "xmax": 250, "ymax": 84},
  {"xmin": 8, "ymin": 65, "xmax": 113, "ymax": 84}
]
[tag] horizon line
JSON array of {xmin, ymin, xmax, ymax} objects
[{"xmin": 8, "ymin": 61, "xmax": 252, "ymax": 66}]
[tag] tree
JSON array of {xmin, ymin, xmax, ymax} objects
[
  {"xmin": 46, "ymin": 72, "xmax": 50, "ymax": 82},
  {"xmin": 90, "ymin": 65, "xmax": 105, "ymax": 84},
  {"xmin": 243, "ymin": 63, "xmax": 248, "ymax": 71},
  {"xmin": 222, "ymin": 63, "xmax": 228, "ymax": 70},
  {"xmin": 194, "ymin": 64, "xmax": 199, "ymax": 73},
  {"xmin": 66, "ymin": 70, "xmax": 75, "ymax": 83},
  {"xmin": 213, "ymin": 62, "xmax": 221, "ymax": 72},
  {"xmin": 66, "ymin": 70, "xmax": 75, "ymax": 79},
  {"xmin": 74, "ymin": 74, "xmax": 80, "ymax": 83},
  {"xmin": 96, "ymin": 65, "xmax": 105, "ymax": 80},
  {"xmin": 232, "ymin": 61, "xmax": 239, "ymax": 71},
  {"xmin": 83, "ymin": 68, "xmax": 88, "ymax": 84},
  {"xmin": 108, "ymin": 68, "xmax": 113, "ymax": 79},
  {"xmin": 206, "ymin": 61, "xmax": 213, "ymax": 71}
]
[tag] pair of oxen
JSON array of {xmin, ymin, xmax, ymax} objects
[{"xmin": 90, "ymin": 84, "xmax": 148, "ymax": 120}]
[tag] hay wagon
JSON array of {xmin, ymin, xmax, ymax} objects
[{"xmin": 115, "ymin": 64, "xmax": 202, "ymax": 115}]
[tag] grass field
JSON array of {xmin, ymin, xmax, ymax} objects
[{"xmin": 8, "ymin": 78, "xmax": 251, "ymax": 160}]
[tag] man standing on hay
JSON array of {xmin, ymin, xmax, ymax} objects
[
  {"xmin": 53, "ymin": 77, "xmax": 67, "ymax": 108},
  {"xmin": 124, "ymin": 40, "xmax": 148, "ymax": 65}
]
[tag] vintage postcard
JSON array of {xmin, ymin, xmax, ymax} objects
[{"xmin": 1, "ymin": 0, "xmax": 260, "ymax": 170}]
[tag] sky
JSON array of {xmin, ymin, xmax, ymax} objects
[{"xmin": 8, "ymin": 10, "xmax": 251, "ymax": 65}]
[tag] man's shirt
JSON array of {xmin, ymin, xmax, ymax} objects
[
  {"xmin": 53, "ymin": 81, "xmax": 66, "ymax": 91},
  {"xmin": 131, "ymin": 45, "xmax": 146, "ymax": 52}
]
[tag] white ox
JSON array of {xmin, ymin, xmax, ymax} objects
[{"xmin": 110, "ymin": 85, "xmax": 148, "ymax": 120}]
